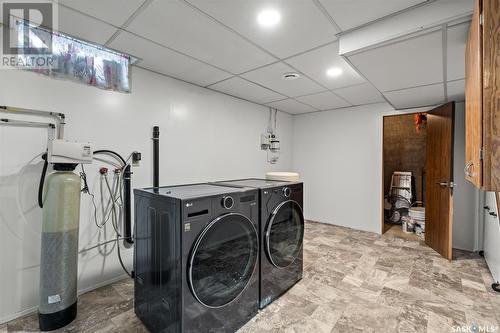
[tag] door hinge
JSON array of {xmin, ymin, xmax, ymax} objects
[{"xmin": 480, "ymin": 147, "xmax": 485, "ymax": 160}]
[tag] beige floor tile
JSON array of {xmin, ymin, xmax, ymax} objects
[{"xmin": 4, "ymin": 221, "xmax": 497, "ymax": 333}]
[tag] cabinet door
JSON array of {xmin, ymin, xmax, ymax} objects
[
  {"xmin": 482, "ymin": 0, "xmax": 500, "ymax": 190},
  {"xmin": 484, "ymin": 192, "xmax": 500, "ymax": 282},
  {"xmin": 464, "ymin": 0, "xmax": 483, "ymax": 188}
]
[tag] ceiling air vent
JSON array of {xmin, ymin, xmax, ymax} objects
[{"xmin": 282, "ymin": 72, "xmax": 300, "ymax": 80}]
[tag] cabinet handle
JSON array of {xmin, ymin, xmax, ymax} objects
[
  {"xmin": 464, "ymin": 161, "xmax": 474, "ymax": 177},
  {"xmin": 436, "ymin": 181, "xmax": 455, "ymax": 188},
  {"xmin": 490, "ymin": 212, "xmax": 498, "ymax": 218},
  {"xmin": 484, "ymin": 206, "xmax": 491, "ymax": 211}
]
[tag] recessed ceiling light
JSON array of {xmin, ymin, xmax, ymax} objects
[
  {"xmin": 326, "ymin": 67, "xmax": 343, "ymax": 77},
  {"xmin": 282, "ymin": 72, "xmax": 300, "ymax": 80},
  {"xmin": 257, "ymin": 9, "xmax": 281, "ymax": 28}
]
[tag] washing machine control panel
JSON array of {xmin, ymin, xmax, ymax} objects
[
  {"xmin": 282, "ymin": 187, "xmax": 291, "ymax": 197},
  {"xmin": 222, "ymin": 196, "xmax": 234, "ymax": 209}
]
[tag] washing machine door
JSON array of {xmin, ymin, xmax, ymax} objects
[
  {"xmin": 188, "ymin": 213, "xmax": 258, "ymax": 308},
  {"xmin": 265, "ymin": 200, "xmax": 304, "ymax": 269}
]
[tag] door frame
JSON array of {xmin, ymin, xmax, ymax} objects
[{"xmin": 381, "ymin": 112, "xmax": 427, "ymax": 235}]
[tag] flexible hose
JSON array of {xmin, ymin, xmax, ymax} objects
[
  {"xmin": 93, "ymin": 150, "xmax": 126, "ymax": 166},
  {"xmin": 117, "ymin": 235, "xmax": 133, "ymax": 278}
]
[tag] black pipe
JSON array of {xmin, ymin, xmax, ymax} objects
[
  {"xmin": 123, "ymin": 165, "xmax": 133, "ymax": 246},
  {"xmin": 152, "ymin": 126, "xmax": 159, "ymax": 188},
  {"xmin": 93, "ymin": 150, "xmax": 133, "ymax": 246},
  {"xmin": 38, "ymin": 153, "xmax": 48, "ymax": 208}
]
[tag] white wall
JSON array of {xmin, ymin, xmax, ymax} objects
[
  {"xmin": 0, "ymin": 67, "xmax": 293, "ymax": 323},
  {"xmin": 292, "ymin": 102, "xmax": 478, "ymax": 250},
  {"xmin": 452, "ymin": 102, "xmax": 480, "ymax": 251}
]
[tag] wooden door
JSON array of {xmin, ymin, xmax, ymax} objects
[
  {"xmin": 465, "ymin": 0, "xmax": 483, "ymax": 188},
  {"xmin": 425, "ymin": 102, "xmax": 455, "ymax": 260},
  {"xmin": 482, "ymin": 0, "xmax": 500, "ymax": 190}
]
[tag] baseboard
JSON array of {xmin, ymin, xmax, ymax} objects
[
  {"xmin": 77, "ymin": 273, "xmax": 129, "ymax": 295},
  {"xmin": 0, "ymin": 306, "xmax": 39, "ymax": 326},
  {"xmin": 0, "ymin": 273, "xmax": 129, "ymax": 325},
  {"xmin": 305, "ymin": 219, "xmax": 380, "ymax": 234},
  {"xmin": 452, "ymin": 246, "xmax": 476, "ymax": 253}
]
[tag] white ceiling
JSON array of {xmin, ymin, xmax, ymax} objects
[
  {"xmin": 208, "ymin": 77, "xmax": 286, "ymax": 104},
  {"xmin": 384, "ymin": 83, "xmax": 445, "ymax": 109},
  {"xmin": 185, "ymin": 0, "xmax": 339, "ymax": 59},
  {"xmin": 58, "ymin": 0, "xmax": 145, "ymax": 27},
  {"xmin": 25, "ymin": 0, "xmax": 472, "ymax": 113},
  {"xmin": 241, "ymin": 62, "xmax": 324, "ymax": 97},
  {"xmin": 348, "ymin": 30, "xmax": 444, "ymax": 92},
  {"xmin": 267, "ymin": 98, "xmax": 317, "ymax": 114},
  {"xmin": 295, "ymin": 91, "xmax": 350, "ymax": 110},
  {"xmin": 317, "ymin": 0, "xmax": 427, "ymax": 31},
  {"xmin": 346, "ymin": 18, "xmax": 470, "ymax": 109},
  {"xmin": 110, "ymin": 31, "xmax": 232, "ymax": 87},
  {"xmin": 285, "ymin": 42, "xmax": 366, "ymax": 90}
]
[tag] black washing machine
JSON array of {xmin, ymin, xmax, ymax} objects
[
  {"xmin": 134, "ymin": 184, "xmax": 259, "ymax": 333},
  {"xmin": 214, "ymin": 179, "xmax": 304, "ymax": 309}
]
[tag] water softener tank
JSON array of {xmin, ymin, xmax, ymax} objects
[{"xmin": 39, "ymin": 164, "xmax": 81, "ymax": 331}]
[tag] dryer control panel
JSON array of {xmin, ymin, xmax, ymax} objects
[{"xmin": 221, "ymin": 196, "xmax": 234, "ymax": 209}]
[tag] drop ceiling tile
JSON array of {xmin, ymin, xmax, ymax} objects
[
  {"xmin": 447, "ymin": 21, "xmax": 469, "ymax": 81},
  {"xmin": 125, "ymin": 0, "xmax": 275, "ymax": 74},
  {"xmin": 57, "ymin": 0, "xmax": 145, "ymax": 27},
  {"xmin": 186, "ymin": 0, "xmax": 338, "ymax": 58},
  {"xmin": 208, "ymin": 77, "xmax": 285, "ymax": 104},
  {"xmin": 2, "ymin": 5, "xmax": 116, "ymax": 45},
  {"xmin": 384, "ymin": 83, "xmax": 445, "ymax": 109},
  {"xmin": 241, "ymin": 62, "xmax": 324, "ymax": 97},
  {"xmin": 56, "ymin": 6, "xmax": 117, "ymax": 44},
  {"xmin": 266, "ymin": 98, "xmax": 317, "ymax": 114},
  {"xmin": 286, "ymin": 42, "xmax": 366, "ymax": 90},
  {"xmin": 333, "ymin": 83, "xmax": 385, "ymax": 105},
  {"xmin": 110, "ymin": 31, "xmax": 231, "ymax": 86},
  {"xmin": 318, "ymin": 0, "xmax": 427, "ymax": 31},
  {"xmin": 447, "ymin": 79, "xmax": 465, "ymax": 102},
  {"xmin": 295, "ymin": 91, "xmax": 350, "ymax": 110},
  {"xmin": 348, "ymin": 30, "xmax": 443, "ymax": 92}
]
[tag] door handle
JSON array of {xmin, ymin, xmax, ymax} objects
[
  {"xmin": 464, "ymin": 161, "xmax": 475, "ymax": 177},
  {"xmin": 436, "ymin": 181, "xmax": 455, "ymax": 188}
]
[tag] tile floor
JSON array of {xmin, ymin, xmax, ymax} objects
[{"xmin": 3, "ymin": 221, "xmax": 499, "ymax": 333}]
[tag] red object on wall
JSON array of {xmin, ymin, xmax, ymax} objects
[{"xmin": 415, "ymin": 113, "xmax": 427, "ymax": 133}]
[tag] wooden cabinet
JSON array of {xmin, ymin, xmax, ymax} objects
[{"xmin": 465, "ymin": 0, "xmax": 500, "ymax": 191}]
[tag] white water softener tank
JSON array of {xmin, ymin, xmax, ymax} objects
[{"xmin": 38, "ymin": 164, "xmax": 81, "ymax": 331}]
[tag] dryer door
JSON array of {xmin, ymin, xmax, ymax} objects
[
  {"xmin": 265, "ymin": 200, "xmax": 304, "ymax": 269},
  {"xmin": 188, "ymin": 213, "xmax": 258, "ymax": 308}
]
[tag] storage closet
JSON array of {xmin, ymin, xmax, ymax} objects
[{"xmin": 382, "ymin": 113, "xmax": 427, "ymax": 238}]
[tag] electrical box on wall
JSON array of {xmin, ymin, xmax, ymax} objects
[
  {"xmin": 47, "ymin": 139, "xmax": 94, "ymax": 164},
  {"xmin": 262, "ymin": 108, "xmax": 280, "ymax": 164},
  {"xmin": 261, "ymin": 133, "xmax": 280, "ymax": 150},
  {"xmin": 261, "ymin": 133, "xmax": 271, "ymax": 150}
]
